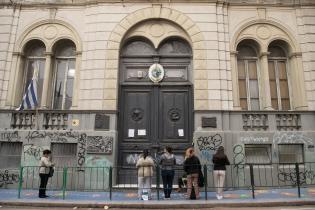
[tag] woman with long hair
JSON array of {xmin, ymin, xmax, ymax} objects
[
  {"xmin": 160, "ymin": 146, "xmax": 176, "ymax": 199},
  {"xmin": 183, "ymin": 147, "xmax": 201, "ymax": 199},
  {"xmin": 212, "ymin": 146, "xmax": 230, "ymax": 200},
  {"xmin": 136, "ymin": 149, "xmax": 154, "ymax": 200}
]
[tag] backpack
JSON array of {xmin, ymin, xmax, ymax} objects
[{"xmin": 48, "ymin": 167, "xmax": 54, "ymax": 177}]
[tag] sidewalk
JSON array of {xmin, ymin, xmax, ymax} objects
[{"xmin": 0, "ymin": 188, "xmax": 315, "ymax": 208}]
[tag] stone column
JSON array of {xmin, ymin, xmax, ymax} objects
[
  {"xmin": 259, "ymin": 52, "xmax": 273, "ymax": 110},
  {"xmin": 41, "ymin": 52, "xmax": 53, "ymax": 108},
  {"xmin": 230, "ymin": 51, "xmax": 241, "ymax": 110},
  {"xmin": 6, "ymin": 52, "xmax": 24, "ymax": 108},
  {"xmin": 290, "ymin": 52, "xmax": 308, "ymax": 110},
  {"xmin": 71, "ymin": 51, "xmax": 82, "ymax": 109}
]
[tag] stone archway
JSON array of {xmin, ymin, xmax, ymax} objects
[{"xmin": 103, "ymin": 6, "xmax": 208, "ymax": 110}]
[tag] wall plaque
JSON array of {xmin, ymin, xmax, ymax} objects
[
  {"xmin": 202, "ymin": 117, "xmax": 217, "ymax": 128},
  {"xmin": 94, "ymin": 114, "xmax": 110, "ymax": 130}
]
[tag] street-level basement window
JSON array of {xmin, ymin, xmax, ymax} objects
[
  {"xmin": 245, "ymin": 144, "xmax": 271, "ymax": 164},
  {"xmin": 51, "ymin": 143, "xmax": 77, "ymax": 167},
  {"xmin": 0, "ymin": 142, "xmax": 22, "ymax": 168},
  {"xmin": 278, "ymin": 144, "xmax": 304, "ymax": 164}
]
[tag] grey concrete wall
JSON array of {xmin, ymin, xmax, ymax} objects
[{"xmin": 0, "ymin": 129, "xmax": 116, "ymax": 190}]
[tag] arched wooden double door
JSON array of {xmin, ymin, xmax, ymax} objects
[{"xmin": 117, "ymin": 38, "xmax": 193, "ymax": 184}]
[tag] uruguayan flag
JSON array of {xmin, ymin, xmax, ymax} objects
[{"xmin": 17, "ymin": 68, "xmax": 38, "ymax": 111}]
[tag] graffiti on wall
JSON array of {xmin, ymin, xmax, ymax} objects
[
  {"xmin": 25, "ymin": 130, "xmax": 80, "ymax": 142},
  {"xmin": 0, "ymin": 131, "xmax": 21, "ymax": 142},
  {"xmin": 196, "ymin": 134, "xmax": 222, "ymax": 171},
  {"xmin": 0, "ymin": 170, "xmax": 19, "ymax": 188},
  {"xmin": 278, "ymin": 168, "xmax": 315, "ymax": 185},
  {"xmin": 23, "ymin": 144, "xmax": 43, "ymax": 161},
  {"xmin": 126, "ymin": 154, "xmax": 141, "ymax": 165},
  {"xmin": 196, "ymin": 134, "xmax": 222, "ymax": 151},
  {"xmin": 273, "ymin": 132, "xmax": 314, "ymax": 154},
  {"xmin": 77, "ymin": 134, "xmax": 87, "ymax": 170},
  {"xmin": 240, "ymin": 136, "xmax": 269, "ymax": 144},
  {"xmin": 87, "ymin": 136, "xmax": 113, "ymax": 154}
]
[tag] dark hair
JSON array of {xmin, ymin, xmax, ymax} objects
[
  {"xmin": 143, "ymin": 149, "xmax": 149, "ymax": 159},
  {"xmin": 214, "ymin": 146, "xmax": 225, "ymax": 158},
  {"xmin": 43, "ymin": 150, "xmax": 51, "ymax": 155},
  {"xmin": 165, "ymin": 146, "xmax": 172, "ymax": 154}
]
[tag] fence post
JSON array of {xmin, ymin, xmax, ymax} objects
[
  {"xmin": 156, "ymin": 165, "xmax": 160, "ymax": 200},
  {"xmin": 62, "ymin": 167, "xmax": 68, "ymax": 200},
  {"xmin": 295, "ymin": 163, "xmax": 301, "ymax": 198},
  {"xmin": 249, "ymin": 164, "xmax": 255, "ymax": 199},
  {"xmin": 18, "ymin": 166, "xmax": 23, "ymax": 199},
  {"xmin": 109, "ymin": 166, "xmax": 113, "ymax": 200},
  {"xmin": 203, "ymin": 165, "xmax": 208, "ymax": 200}
]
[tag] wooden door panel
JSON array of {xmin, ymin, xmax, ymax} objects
[
  {"xmin": 122, "ymin": 88, "xmax": 152, "ymax": 143},
  {"xmin": 159, "ymin": 88, "xmax": 190, "ymax": 143}
]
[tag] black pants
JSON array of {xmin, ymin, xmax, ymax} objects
[
  {"xmin": 161, "ymin": 170, "xmax": 175, "ymax": 198},
  {"xmin": 39, "ymin": 173, "xmax": 49, "ymax": 197}
]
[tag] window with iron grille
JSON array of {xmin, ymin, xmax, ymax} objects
[
  {"xmin": 245, "ymin": 144, "xmax": 271, "ymax": 164},
  {"xmin": 51, "ymin": 143, "xmax": 77, "ymax": 167},
  {"xmin": 0, "ymin": 142, "xmax": 22, "ymax": 168},
  {"xmin": 278, "ymin": 144, "xmax": 304, "ymax": 164}
]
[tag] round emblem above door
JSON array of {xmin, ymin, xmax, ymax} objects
[{"xmin": 148, "ymin": 63, "xmax": 164, "ymax": 83}]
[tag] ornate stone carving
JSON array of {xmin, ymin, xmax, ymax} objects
[
  {"xmin": 43, "ymin": 25, "xmax": 58, "ymax": 40},
  {"xmin": 256, "ymin": 26, "xmax": 271, "ymax": 40},
  {"xmin": 168, "ymin": 108, "xmax": 181, "ymax": 122},
  {"xmin": 149, "ymin": 23, "xmax": 165, "ymax": 37},
  {"xmin": 131, "ymin": 108, "xmax": 144, "ymax": 121}
]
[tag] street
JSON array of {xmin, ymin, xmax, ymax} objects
[{"xmin": 0, "ymin": 206, "xmax": 315, "ymax": 210}]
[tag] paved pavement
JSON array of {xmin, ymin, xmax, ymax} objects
[
  {"xmin": 1, "ymin": 206, "xmax": 315, "ymax": 210},
  {"xmin": 0, "ymin": 187, "xmax": 314, "ymax": 208}
]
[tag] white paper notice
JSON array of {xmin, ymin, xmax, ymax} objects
[
  {"xmin": 178, "ymin": 129, "xmax": 184, "ymax": 137},
  {"xmin": 128, "ymin": 129, "xmax": 135, "ymax": 137},
  {"xmin": 138, "ymin": 129, "xmax": 146, "ymax": 136}
]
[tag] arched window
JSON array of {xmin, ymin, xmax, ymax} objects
[
  {"xmin": 268, "ymin": 41, "xmax": 290, "ymax": 110},
  {"xmin": 23, "ymin": 40, "xmax": 46, "ymax": 105},
  {"xmin": 237, "ymin": 40, "xmax": 260, "ymax": 110},
  {"xmin": 52, "ymin": 40, "xmax": 76, "ymax": 110}
]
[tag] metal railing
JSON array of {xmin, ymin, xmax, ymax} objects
[{"xmin": 6, "ymin": 162, "xmax": 315, "ymax": 200}]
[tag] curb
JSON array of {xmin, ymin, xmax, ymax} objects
[{"xmin": 1, "ymin": 199, "xmax": 315, "ymax": 209}]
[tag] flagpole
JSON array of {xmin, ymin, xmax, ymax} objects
[{"xmin": 35, "ymin": 62, "xmax": 39, "ymax": 130}]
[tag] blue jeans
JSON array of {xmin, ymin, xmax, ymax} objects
[{"xmin": 161, "ymin": 170, "xmax": 175, "ymax": 198}]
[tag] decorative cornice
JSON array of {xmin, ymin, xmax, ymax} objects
[
  {"xmin": 0, "ymin": 0, "xmax": 314, "ymax": 7},
  {"xmin": 259, "ymin": 51, "xmax": 270, "ymax": 58},
  {"xmin": 230, "ymin": 51, "xmax": 238, "ymax": 56},
  {"xmin": 289, "ymin": 52, "xmax": 302, "ymax": 58}
]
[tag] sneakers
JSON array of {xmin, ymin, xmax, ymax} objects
[{"xmin": 216, "ymin": 194, "xmax": 223, "ymax": 200}]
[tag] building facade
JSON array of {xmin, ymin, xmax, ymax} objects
[{"xmin": 0, "ymin": 0, "xmax": 315, "ymax": 189}]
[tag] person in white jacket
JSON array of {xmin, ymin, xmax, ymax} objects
[
  {"xmin": 136, "ymin": 149, "xmax": 154, "ymax": 200},
  {"xmin": 38, "ymin": 149, "xmax": 54, "ymax": 198}
]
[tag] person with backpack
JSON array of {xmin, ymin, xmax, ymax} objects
[
  {"xmin": 183, "ymin": 147, "xmax": 201, "ymax": 199},
  {"xmin": 136, "ymin": 149, "xmax": 154, "ymax": 200},
  {"xmin": 160, "ymin": 146, "xmax": 176, "ymax": 199},
  {"xmin": 212, "ymin": 146, "xmax": 230, "ymax": 200},
  {"xmin": 39, "ymin": 149, "xmax": 55, "ymax": 198}
]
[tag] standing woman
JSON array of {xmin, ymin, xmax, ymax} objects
[
  {"xmin": 183, "ymin": 147, "xmax": 201, "ymax": 199},
  {"xmin": 212, "ymin": 146, "xmax": 230, "ymax": 200},
  {"xmin": 136, "ymin": 149, "xmax": 154, "ymax": 200},
  {"xmin": 39, "ymin": 149, "xmax": 55, "ymax": 198},
  {"xmin": 160, "ymin": 146, "xmax": 176, "ymax": 199}
]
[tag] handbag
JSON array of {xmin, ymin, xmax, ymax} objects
[
  {"xmin": 48, "ymin": 167, "xmax": 54, "ymax": 177},
  {"xmin": 198, "ymin": 169, "xmax": 204, "ymax": 187}
]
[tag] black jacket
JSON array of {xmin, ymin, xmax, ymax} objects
[
  {"xmin": 184, "ymin": 155, "xmax": 201, "ymax": 175},
  {"xmin": 212, "ymin": 155, "xmax": 230, "ymax": 170}
]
